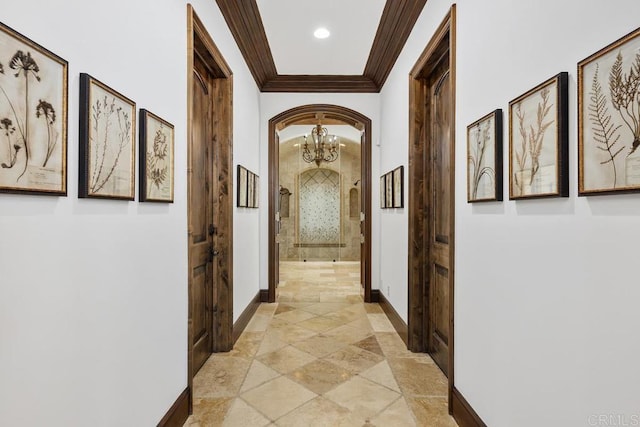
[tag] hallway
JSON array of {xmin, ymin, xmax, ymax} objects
[{"xmin": 185, "ymin": 262, "xmax": 457, "ymax": 426}]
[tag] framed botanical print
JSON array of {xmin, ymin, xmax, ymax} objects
[
  {"xmin": 509, "ymin": 72, "xmax": 569, "ymax": 199},
  {"xmin": 385, "ymin": 171, "xmax": 393, "ymax": 208},
  {"xmin": 139, "ymin": 109, "xmax": 174, "ymax": 202},
  {"xmin": 392, "ymin": 165, "xmax": 404, "ymax": 208},
  {"xmin": 247, "ymin": 170, "xmax": 255, "ymax": 208},
  {"xmin": 467, "ymin": 109, "xmax": 503, "ymax": 202},
  {"xmin": 237, "ymin": 165, "xmax": 248, "ymax": 207},
  {"xmin": 79, "ymin": 73, "xmax": 136, "ymax": 200},
  {"xmin": 237, "ymin": 165, "xmax": 258, "ymax": 208},
  {"xmin": 0, "ymin": 21, "xmax": 68, "ymax": 195},
  {"xmin": 578, "ymin": 27, "xmax": 640, "ymax": 195},
  {"xmin": 253, "ymin": 174, "xmax": 259, "ymax": 208},
  {"xmin": 380, "ymin": 175, "xmax": 386, "ymax": 208}
]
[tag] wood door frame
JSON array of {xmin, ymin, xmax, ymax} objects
[
  {"xmin": 186, "ymin": 3, "xmax": 234, "ymax": 410},
  {"xmin": 268, "ymin": 104, "xmax": 372, "ymax": 303},
  {"xmin": 408, "ymin": 4, "xmax": 456, "ymax": 412}
]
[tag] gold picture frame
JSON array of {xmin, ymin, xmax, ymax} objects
[
  {"xmin": 0, "ymin": 21, "xmax": 68, "ymax": 195},
  {"xmin": 578, "ymin": 27, "xmax": 640, "ymax": 195}
]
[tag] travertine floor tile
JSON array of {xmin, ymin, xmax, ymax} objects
[
  {"xmin": 241, "ymin": 376, "xmax": 317, "ymax": 421},
  {"xmin": 274, "ymin": 308, "xmax": 317, "ymax": 323},
  {"xmin": 239, "ymin": 360, "xmax": 281, "ymax": 393},
  {"xmin": 258, "ymin": 345, "xmax": 316, "ymax": 374},
  {"xmin": 352, "ymin": 335, "xmax": 384, "ymax": 356},
  {"xmin": 388, "ymin": 357, "xmax": 448, "ymax": 397},
  {"xmin": 368, "ymin": 313, "xmax": 397, "ymax": 332},
  {"xmin": 324, "ymin": 376, "xmax": 400, "ymax": 418},
  {"xmin": 296, "ymin": 315, "xmax": 346, "ymax": 333},
  {"xmin": 185, "ymin": 397, "xmax": 233, "ymax": 426},
  {"xmin": 358, "ymin": 360, "xmax": 401, "ymax": 393},
  {"xmin": 371, "ymin": 397, "xmax": 417, "ymax": 426},
  {"xmin": 292, "ymin": 334, "xmax": 347, "ymax": 358},
  {"xmin": 323, "ymin": 324, "xmax": 373, "ymax": 345},
  {"xmin": 287, "ymin": 359, "xmax": 353, "ymax": 395},
  {"xmin": 187, "ymin": 262, "xmax": 457, "ymax": 427},
  {"xmin": 193, "ymin": 356, "xmax": 251, "ymax": 398},
  {"xmin": 265, "ymin": 321, "xmax": 318, "ymax": 344},
  {"xmin": 324, "ymin": 345, "xmax": 384, "ymax": 374},
  {"xmin": 222, "ymin": 398, "xmax": 271, "ymax": 427},
  {"xmin": 376, "ymin": 332, "xmax": 418, "ymax": 358},
  {"xmin": 407, "ymin": 396, "xmax": 458, "ymax": 427},
  {"xmin": 274, "ymin": 397, "xmax": 351, "ymax": 427}
]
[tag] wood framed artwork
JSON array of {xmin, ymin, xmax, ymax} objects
[
  {"xmin": 509, "ymin": 72, "xmax": 569, "ymax": 199},
  {"xmin": 578, "ymin": 27, "xmax": 640, "ymax": 195},
  {"xmin": 253, "ymin": 174, "xmax": 259, "ymax": 208},
  {"xmin": 247, "ymin": 169, "xmax": 255, "ymax": 208},
  {"xmin": 392, "ymin": 165, "xmax": 404, "ymax": 208},
  {"xmin": 79, "ymin": 73, "xmax": 135, "ymax": 200},
  {"xmin": 0, "ymin": 21, "xmax": 68, "ymax": 195},
  {"xmin": 139, "ymin": 109, "xmax": 174, "ymax": 202},
  {"xmin": 237, "ymin": 165, "xmax": 248, "ymax": 207},
  {"xmin": 467, "ymin": 109, "xmax": 503, "ymax": 202},
  {"xmin": 380, "ymin": 175, "xmax": 386, "ymax": 208},
  {"xmin": 237, "ymin": 164, "xmax": 258, "ymax": 208},
  {"xmin": 385, "ymin": 171, "xmax": 393, "ymax": 208}
]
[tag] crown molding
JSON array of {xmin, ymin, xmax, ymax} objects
[{"xmin": 216, "ymin": 0, "xmax": 428, "ymax": 93}]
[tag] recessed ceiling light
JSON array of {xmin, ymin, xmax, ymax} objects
[{"xmin": 314, "ymin": 27, "xmax": 330, "ymax": 39}]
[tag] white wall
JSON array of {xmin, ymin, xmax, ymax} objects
[
  {"xmin": 259, "ymin": 93, "xmax": 381, "ymax": 292},
  {"xmin": 380, "ymin": 0, "xmax": 640, "ymax": 425},
  {"xmin": 0, "ymin": 1, "xmax": 260, "ymax": 425}
]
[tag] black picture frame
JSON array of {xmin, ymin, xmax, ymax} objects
[
  {"xmin": 467, "ymin": 109, "xmax": 503, "ymax": 202},
  {"xmin": 392, "ymin": 165, "xmax": 404, "ymax": 208},
  {"xmin": 139, "ymin": 109, "xmax": 174, "ymax": 202},
  {"xmin": 237, "ymin": 164, "xmax": 258, "ymax": 208},
  {"xmin": 79, "ymin": 73, "xmax": 136, "ymax": 200},
  {"xmin": 508, "ymin": 72, "xmax": 568, "ymax": 200}
]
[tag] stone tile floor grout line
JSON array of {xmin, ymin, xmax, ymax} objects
[{"xmin": 185, "ymin": 261, "xmax": 458, "ymax": 426}]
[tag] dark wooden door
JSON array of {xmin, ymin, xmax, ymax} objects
[
  {"xmin": 428, "ymin": 59, "xmax": 452, "ymax": 375},
  {"xmin": 189, "ymin": 56, "xmax": 216, "ymax": 375}
]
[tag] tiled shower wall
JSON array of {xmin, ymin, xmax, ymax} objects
[{"xmin": 279, "ymin": 139, "xmax": 361, "ymax": 261}]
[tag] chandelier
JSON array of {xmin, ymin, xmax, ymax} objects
[{"xmin": 302, "ymin": 124, "xmax": 339, "ymax": 167}]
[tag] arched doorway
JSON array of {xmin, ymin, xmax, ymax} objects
[{"xmin": 268, "ymin": 104, "xmax": 372, "ymax": 303}]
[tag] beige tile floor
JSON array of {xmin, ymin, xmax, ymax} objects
[{"xmin": 185, "ymin": 261, "xmax": 458, "ymax": 426}]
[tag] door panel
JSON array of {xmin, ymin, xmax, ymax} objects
[
  {"xmin": 189, "ymin": 57, "xmax": 214, "ymax": 375},
  {"xmin": 429, "ymin": 62, "xmax": 452, "ymax": 376}
]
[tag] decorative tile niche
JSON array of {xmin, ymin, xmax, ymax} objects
[{"xmin": 279, "ymin": 136, "xmax": 361, "ymax": 261}]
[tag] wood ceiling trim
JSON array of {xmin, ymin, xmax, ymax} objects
[
  {"xmin": 262, "ymin": 75, "xmax": 378, "ymax": 93},
  {"xmin": 215, "ymin": 0, "xmax": 277, "ymax": 87},
  {"xmin": 216, "ymin": 0, "xmax": 428, "ymax": 93},
  {"xmin": 364, "ymin": 0, "xmax": 429, "ymax": 88}
]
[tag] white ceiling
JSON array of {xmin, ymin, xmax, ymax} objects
[{"xmin": 256, "ymin": 0, "xmax": 386, "ymax": 75}]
